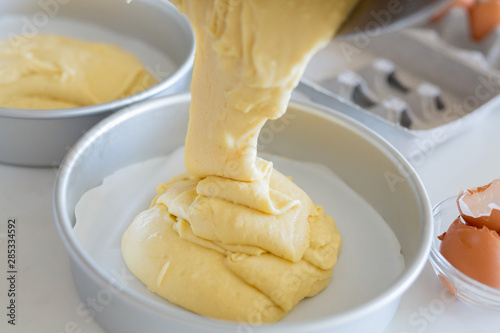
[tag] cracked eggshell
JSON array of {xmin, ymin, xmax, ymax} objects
[
  {"xmin": 431, "ymin": 0, "xmax": 476, "ymax": 23},
  {"xmin": 457, "ymin": 179, "xmax": 500, "ymax": 232},
  {"xmin": 439, "ymin": 217, "xmax": 500, "ymax": 289},
  {"xmin": 471, "ymin": 0, "xmax": 500, "ymax": 40}
]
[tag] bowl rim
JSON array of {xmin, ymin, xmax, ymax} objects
[
  {"xmin": 429, "ymin": 196, "xmax": 500, "ymax": 301},
  {"xmin": 53, "ymin": 93, "xmax": 433, "ymax": 330},
  {"xmin": 0, "ymin": 0, "xmax": 195, "ymax": 120}
]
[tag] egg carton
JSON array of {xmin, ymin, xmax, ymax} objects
[
  {"xmin": 429, "ymin": 6, "xmax": 500, "ymax": 72},
  {"xmin": 317, "ymin": 59, "xmax": 458, "ymax": 130},
  {"xmin": 297, "ymin": 14, "xmax": 500, "ymax": 156}
]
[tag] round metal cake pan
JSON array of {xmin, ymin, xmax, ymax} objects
[
  {"xmin": 0, "ymin": 0, "xmax": 194, "ymax": 167},
  {"xmin": 54, "ymin": 94, "xmax": 432, "ymax": 333}
]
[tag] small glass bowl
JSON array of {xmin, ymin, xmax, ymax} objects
[{"xmin": 429, "ymin": 196, "xmax": 500, "ymax": 311}]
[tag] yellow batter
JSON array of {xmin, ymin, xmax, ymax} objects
[
  {"xmin": 122, "ymin": 0, "xmax": 359, "ymax": 323},
  {"xmin": 0, "ymin": 35, "xmax": 156, "ymax": 109}
]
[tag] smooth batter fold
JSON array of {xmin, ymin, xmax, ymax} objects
[
  {"xmin": 0, "ymin": 35, "xmax": 156, "ymax": 109},
  {"xmin": 122, "ymin": 0, "xmax": 359, "ymax": 323}
]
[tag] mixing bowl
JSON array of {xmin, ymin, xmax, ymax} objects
[
  {"xmin": 338, "ymin": 0, "xmax": 451, "ymax": 37},
  {"xmin": 54, "ymin": 94, "xmax": 432, "ymax": 333}
]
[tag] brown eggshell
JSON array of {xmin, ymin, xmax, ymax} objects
[
  {"xmin": 470, "ymin": 1, "xmax": 500, "ymax": 40},
  {"xmin": 457, "ymin": 178, "xmax": 500, "ymax": 232},
  {"xmin": 438, "ymin": 274, "xmax": 457, "ymax": 295},
  {"xmin": 439, "ymin": 218, "xmax": 500, "ymax": 289},
  {"xmin": 431, "ymin": 0, "xmax": 476, "ymax": 22}
]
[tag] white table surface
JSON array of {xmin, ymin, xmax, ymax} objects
[{"xmin": 2, "ymin": 78, "xmax": 500, "ymax": 333}]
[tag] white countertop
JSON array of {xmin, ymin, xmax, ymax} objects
[{"xmin": 1, "ymin": 98, "xmax": 500, "ymax": 333}]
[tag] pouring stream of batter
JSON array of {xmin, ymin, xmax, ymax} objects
[{"xmin": 122, "ymin": 0, "xmax": 360, "ymax": 323}]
